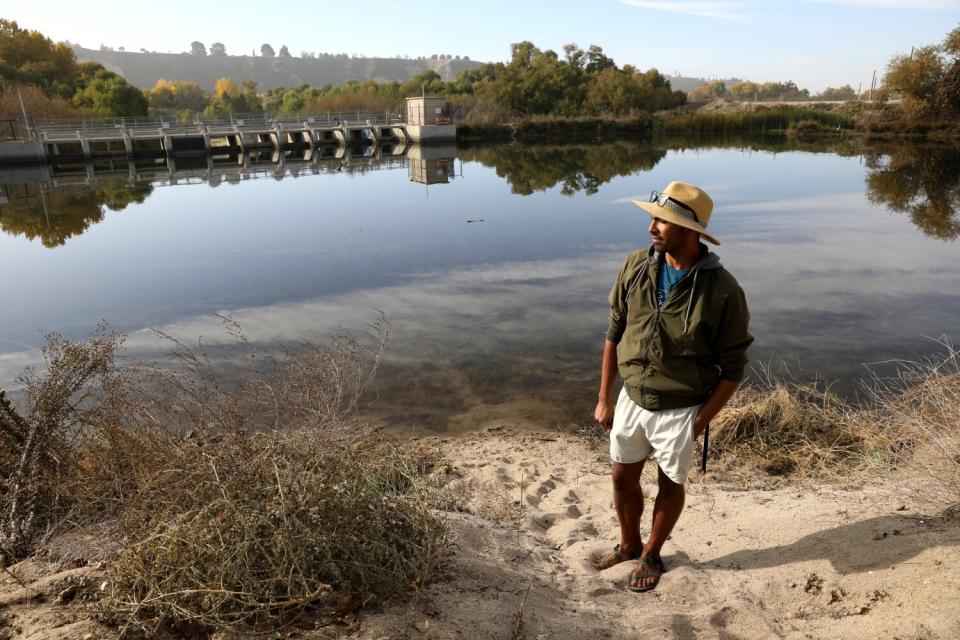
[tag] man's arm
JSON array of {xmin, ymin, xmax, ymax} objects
[
  {"xmin": 594, "ymin": 339, "xmax": 619, "ymax": 431},
  {"xmin": 693, "ymin": 379, "xmax": 739, "ymax": 439}
]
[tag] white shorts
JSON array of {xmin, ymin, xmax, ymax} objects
[{"xmin": 609, "ymin": 387, "xmax": 701, "ymax": 484}]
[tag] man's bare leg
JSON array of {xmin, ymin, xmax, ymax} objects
[
  {"xmin": 631, "ymin": 466, "xmax": 684, "ymax": 590},
  {"xmin": 597, "ymin": 460, "xmax": 646, "ymax": 568}
]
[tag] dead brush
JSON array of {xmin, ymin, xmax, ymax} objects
[
  {"xmin": 101, "ymin": 430, "xmax": 446, "ymax": 633},
  {"xmin": 708, "ymin": 373, "xmax": 867, "ymax": 478},
  {"xmin": 864, "ymin": 341, "xmax": 960, "ymax": 511},
  {"xmin": 0, "ymin": 324, "xmax": 122, "ymax": 559},
  {"xmin": 0, "ymin": 315, "xmax": 450, "ymax": 634}
]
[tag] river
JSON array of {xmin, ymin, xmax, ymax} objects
[{"xmin": 0, "ymin": 137, "xmax": 957, "ymax": 432}]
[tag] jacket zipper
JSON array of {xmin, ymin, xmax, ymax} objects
[
  {"xmin": 638, "ymin": 303, "xmax": 662, "ymax": 407},
  {"xmin": 637, "ymin": 260, "xmax": 696, "ymax": 407}
]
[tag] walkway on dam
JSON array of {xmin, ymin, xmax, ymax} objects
[{"xmin": 30, "ymin": 111, "xmax": 409, "ymax": 161}]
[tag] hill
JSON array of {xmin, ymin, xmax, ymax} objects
[{"xmin": 71, "ymin": 46, "xmax": 484, "ymax": 91}]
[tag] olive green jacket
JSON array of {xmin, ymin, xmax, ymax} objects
[{"xmin": 606, "ymin": 245, "xmax": 753, "ymax": 410}]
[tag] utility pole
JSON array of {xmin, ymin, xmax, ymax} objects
[{"xmin": 16, "ymin": 87, "xmax": 32, "ymax": 140}]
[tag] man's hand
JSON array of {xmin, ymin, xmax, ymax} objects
[
  {"xmin": 595, "ymin": 399, "xmax": 615, "ymax": 432},
  {"xmin": 693, "ymin": 412, "xmax": 709, "ymax": 439},
  {"xmin": 693, "ymin": 379, "xmax": 740, "ymax": 440},
  {"xmin": 595, "ymin": 339, "xmax": 619, "ymax": 432}
]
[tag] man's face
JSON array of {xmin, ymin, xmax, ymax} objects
[{"xmin": 648, "ymin": 216, "xmax": 693, "ymax": 253}]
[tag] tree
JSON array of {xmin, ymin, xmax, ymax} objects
[
  {"xmin": 818, "ymin": 85, "xmax": 856, "ymax": 101},
  {"xmin": 884, "ymin": 45, "xmax": 944, "ymax": 115},
  {"xmin": 190, "ymin": 41, "xmax": 206, "ymax": 56},
  {"xmin": 585, "ymin": 45, "xmax": 615, "ymax": 73},
  {"xmin": 210, "ymin": 42, "xmax": 226, "ymax": 56},
  {"xmin": 728, "ymin": 81, "xmax": 758, "ymax": 101},
  {"xmin": 214, "ymin": 77, "xmax": 238, "ymax": 97},
  {"xmin": 71, "ymin": 62, "xmax": 148, "ymax": 116},
  {"xmin": 932, "ymin": 25, "xmax": 960, "ymax": 119},
  {"xmin": 0, "ymin": 19, "xmax": 78, "ymax": 97},
  {"xmin": 688, "ymin": 80, "xmax": 726, "ymax": 101},
  {"xmin": 278, "ymin": 45, "xmax": 291, "ymax": 58},
  {"xmin": 260, "ymin": 43, "xmax": 275, "ymax": 57},
  {"xmin": 148, "ymin": 79, "xmax": 208, "ymax": 112},
  {"xmin": 204, "ymin": 77, "xmax": 262, "ymax": 117}
]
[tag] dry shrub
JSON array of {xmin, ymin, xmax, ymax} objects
[
  {"xmin": 0, "ymin": 315, "xmax": 449, "ymax": 633},
  {"xmin": 66, "ymin": 315, "xmax": 388, "ymax": 526},
  {"xmin": 0, "ymin": 325, "xmax": 121, "ymax": 559},
  {"xmin": 865, "ymin": 342, "xmax": 960, "ymax": 510},
  {"xmin": 102, "ymin": 431, "xmax": 446, "ymax": 633},
  {"xmin": 709, "ymin": 375, "xmax": 867, "ymax": 477}
]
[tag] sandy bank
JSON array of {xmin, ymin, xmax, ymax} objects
[{"xmin": 1, "ymin": 428, "xmax": 958, "ymax": 640}]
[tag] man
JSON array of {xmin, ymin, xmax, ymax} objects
[{"xmin": 593, "ymin": 181, "xmax": 752, "ymax": 592}]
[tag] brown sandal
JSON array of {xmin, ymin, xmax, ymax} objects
[
  {"xmin": 628, "ymin": 555, "xmax": 665, "ymax": 592},
  {"xmin": 594, "ymin": 543, "xmax": 643, "ymax": 571}
]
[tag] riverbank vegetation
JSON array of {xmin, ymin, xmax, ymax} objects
[
  {"xmin": 0, "ymin": 319, "xmax": 448, "ymax": 635},
  {"xmin": 0, "ymin": 19, "xmax": 147, "ymax": 121},
  {"xmin": 0, "ymin": 322, "xmax": 957, "ymax": 634},
  {"xmin": 3, "ymin": 19, "xmax": 957, "ymax": 141}
]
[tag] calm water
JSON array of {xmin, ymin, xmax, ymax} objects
[{"xmin": 1, "ymin": 138, "xmax": 958, "ymax": 432}]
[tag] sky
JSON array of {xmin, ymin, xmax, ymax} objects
[{"xmin": 6, "ymin": 0, "xmax": 959, "ymax": 92}]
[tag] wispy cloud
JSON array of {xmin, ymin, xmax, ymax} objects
[
  {"xmin": 618, "ymin": 1, "xmax": 752, "ymax": 22},
  {"xmin": 805, "ymin": 0, "xmax": 958, "ymax": 8}
]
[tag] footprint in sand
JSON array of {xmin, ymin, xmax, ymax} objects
[
  {"xmin": 527, "ymin": 513, "xmax": 559, "ymax": 530},
  {"xmin": 537, "ymin": 478, "xmax": 557, "ymax": 497}
]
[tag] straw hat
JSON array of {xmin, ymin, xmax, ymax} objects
[{"xmin": 632, "ymin": 181, "xmax": 720, "ymax": 245}]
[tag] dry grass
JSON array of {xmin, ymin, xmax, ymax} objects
[
  {"xmin": 864, "ymin": 342, "xmax": 960, "ymax": 511},
  {"xmin": 102, "ymin": 431, "xmax": 446, "ymax": 634},
  {"xmin": 708, "ymin": 376, "xmax": 867, "ymax": 478},
  {"xmin": 706, "ymin": 345, "xmax": 960, "ymax": 511},
  {"xmin": 0, "ymin": 316, "xmax": 450, "ymax": 634}
]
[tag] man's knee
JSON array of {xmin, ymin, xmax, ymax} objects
[
  {"xmin": 612, "ymin": 461, "xmax": 644, "ymax": 491},
  {"xmin": 656, "ymin": 466, "xmax": 685, "ymax": 495}
]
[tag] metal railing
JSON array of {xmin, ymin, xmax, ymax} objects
[{"xmin": 29, "ymin": 110, "xmax": 407, "ymax": 141}]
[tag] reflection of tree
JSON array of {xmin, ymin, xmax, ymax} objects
[
  {"xmin": 459, "ymin": 142, "xmax": 666, "ymax": 196},
  {"xmin": 864, "ymin": 145, "xmax": 960, "ymax": 241},
  {"xmin": 0, "ymin": 182, "xmax": 153, "ymax": 248}
]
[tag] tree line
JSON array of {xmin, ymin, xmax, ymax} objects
[
  {"xmin": 687, "ymin": 79, "xmax": 859, "ymax": 102},
  {"xmin": 3, "ymin": 20, "xmax": 957, "ymax": 125},
  {"xmin": 145, "ymin": 40, "xmax": 689, "ymax": 120},
  {"xmin": 0, "ymin": 19, "xmax": 148, "ymax": 118},
  {"xmin": 1, "ymin": 24, "xmax": 685, "ymax": 121}
]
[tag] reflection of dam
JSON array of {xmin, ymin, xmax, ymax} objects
[
  {"xmin": 407, "ymin": 144, "xmax": 457, "ymax": 185},
  {"xmin": 0, "ymin": 143, "xmax": 457, "ymax": 248},
  {"xmin": 0, "ymin": 143, "xmax": 418, "ymax": 190}
]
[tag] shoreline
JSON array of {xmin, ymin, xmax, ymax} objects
[
  {"xmin": 3, "ymin": 427, "xmax": 958, "ymax": 639},
  {"xmin": 455, "ymin": 103, "xmax": 960, "ymax": 145}
]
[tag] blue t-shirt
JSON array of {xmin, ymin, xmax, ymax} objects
[{"xmin": 657, "ymin": 258, "xmax": 689, "ymax": 307}]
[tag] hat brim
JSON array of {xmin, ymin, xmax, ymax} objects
[{"xmin": 631, "ymin": 200, "xmax": 721, "ymax": 246}]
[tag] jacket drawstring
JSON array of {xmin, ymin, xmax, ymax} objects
[{"xmin": 683, "ymin": 267, "xmax": 700, "ymax": 333}]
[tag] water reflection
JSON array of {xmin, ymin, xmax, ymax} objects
[
  {"xmin": 864, "ymin": 144, "xmax": 960, "ymax": 241},
  {"xmin": 0, "ymin": 180, "xmax": 153, "ymax": 248},
  {"xmin": 408, "ymin": 145, "xmax": 458, "ymax": 185},
  {"xmin": 4, "ymin": 139, "xmax": 959, "ymax": 246},
  {"xmin": 459, "ymin": 142, "xmax": 666, "ymax": 196},
  {"xmin": 0, "ymin": 144, "xmax": 451, "ymax": 248}
]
